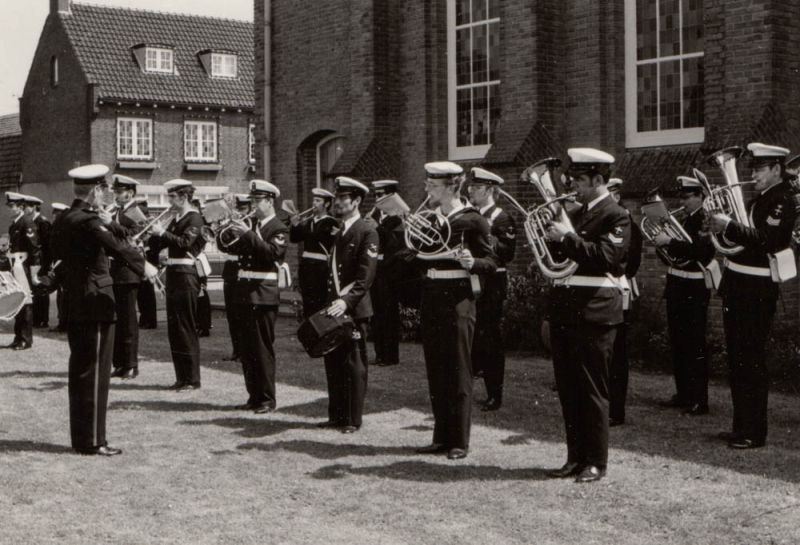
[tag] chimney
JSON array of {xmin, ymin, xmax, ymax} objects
[{"xmin": 50, "ymin": 0, "xmax": 71, "ymax": 15}]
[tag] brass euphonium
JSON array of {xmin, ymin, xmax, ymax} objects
[
  {"xmin": 640, "ymin": 191, "xmax": 693, "ymax": 268},
  {"xmin": 697, "ymin": 147, "xmax": 755, "ymax": 255},
  {"xmin": 515, "ymin": 157, "xmax": 578, "ymax": 279}
]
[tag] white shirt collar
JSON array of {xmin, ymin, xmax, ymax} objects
[
  {"xmin": 258, "ymin": 213, "xmax": 276, "ymax": 229},
  {"xmin": 342, "ymin": 211, "xmax": 361, "ymax": 234},
  {"xmin": 479, "ymin": 202, "xmax": 495, "ymax": 215},
  {"xmin": 33, "ymin": 212, "xmax": 41, "ymax": 220},
  {"xmin": 586, "ymin": 192, "xmax": 610, "ymax": 211},
  {"xmin": 446, "ymin": 201, "xmax": 466, "ymax": 218},
  {"xmin": 760, "ymin": 181, "xmax": 781, "ymax": 196}
]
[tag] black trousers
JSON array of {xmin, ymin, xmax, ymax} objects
[
  {"xmin": 14, "ymin": 303, "xmax": 32, "ymax": 346},
  {"xmin": 112, "ymin": 284, "xmax": 139, "ymax": 371},
  {"xmin": 722, "ymin": 295, "xmax": 776, "ymax": 443},
  {"xmin": 166, "ymin": 272, "xmax": 201, "ymax": 386},
  {"xmin": 370, "ymin": 269, "xmax": 400, "ymax": 364},
  {"xmin": 56, "ymin": 287, "xmax": 68, "ymax": 330},
  {"xmin": 223, "ymin": 280, "xmax": 242, "ymax": 356},
  {"xmin": 421, "ymin": 282, "xmax": 475, "ymax": 450},
  {"xmin": 240, "ymin": 304, "xmax": 278, "ymax": 408},
  {"xmin": 68, "ymin": 321, "xmax": 115, "ymax": 449},
  {"xmin": 32, "ymin": 293, "xmax": 49, "ymax": 326},
  {"xmin": 609, "ymin": 311, "xmax": 630, "ymax": 422},
  {"xmin": 551, "ymin": 321, "xmax": 616, "ymax": 468},
  {"xmin": 323, "ymin": 320, "xmax": 368, "ymax": 427},
  {"xmin": 298, "ymin": 260, "xmax": 329, "ymax": 319},
  {"xmin": 197, "ymin": 284, "xmax": 211, "ymax": 333},
  {"xmin": 666, "ymin": 283, "xmax": 710, "ymax": 407},
  {"xmin": 473, "ymin": 276, "xmax": 506, "ymax": 401},
  {"xmin": 137, "ymin": 281, "xmax": 157, "ymax": 328}
]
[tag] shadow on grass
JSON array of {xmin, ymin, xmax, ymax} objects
[
  {"xmin": 179, "ymin": 416, "xmax": 317, "ymax": 438},
  {"xmin": 109, "ymin": 400, "xmax": 234, "ymax": 412},
  {"xmin": 309, "ymin": 461, "xmax": 552, "ymax": 482},
  {"xmin": 0, "ymin": 439, "xmax": 73, "ymax": 454},
  {"xmin": 0, "ymin": 370, "xmax": 67, "ymax": 379},
  {"xmin": 237, "ymin": 439, "xmax": 417, "ymax": 459},
  {"xmin": 19, "ymin": 380, "xmax": 66, "ymax": 392},
  {"xmin": 109, "ymin": 383, "xmax": 182, "ymax": 392}
]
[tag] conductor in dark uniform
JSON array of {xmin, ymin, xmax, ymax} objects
[
  {"xmin": 221, "ymin": 194, "xmax": 250, "ymax": 361},
  {"xmin": 607, "ymin": 178, "xmax": 642, "ymax": 426},
  {"xmin": 466, "ymin": 167, "xmax": 517, "ymax": 411},
  {"xmin": 709, "ymin": 142, "xmax": 798, "ymax": 449},
  {"xmin": 412, "ymin": 162, "xmax": 498, "ymax": 460},
  {"xmin": 50, "ymin": 164, "xmax": 157, "ymax": 455},
  {"xmin": 28, "ymin": 199, "xmax": 51, "ymax": 328},
  {"xmin": 105, "ymin": 175, "xmax": 143, "ymax": 380},
  {"xmin": 148, "ymin": 179, "xmax": 206, "ymax": 391},
  {"xmin": 318, "ymin": 177, "xmax": 379, "ymax": 434},
  {"xmin": 545, "ymin": 148, "xmax": 631, "ymax": 483},
  {"xmin": 220, "ymin": 180, "xmax": 289, "ymax": 413},
  {"xmin": 368, "ymin": 180, "xmax": 405, "ymax": 367},
  {"xmin": 289, "ymin": 188, "xmax": 338, "ymax": 318},
  {"xmin": 653, "ymin": 176, "xmax": 715, "ymax": 416},
  {"xmin": 5, "ymin": 192, "xmax": 40, "ymax": 350}
]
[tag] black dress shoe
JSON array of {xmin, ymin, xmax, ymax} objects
[
  {"xmin": 447, "ymin": 448, "xmax": 468, "ymax": 460},
  {"xmin": 415, "ymin": 443, "xmax": 448, "ymax": 454},
  {"xmin": 340, "ymin": 425, "xmax": 359, "ymax": 434},
  {"xmin": 176, "ymin": 383, "xmax": 201, "ymax": 392},
  {"xmin": 223, "ymin": 353, "xmax": 240, "ymax": 362},
  {"xmin": 13, "ymin": 342, "xmax": 31, "ymax": 351},
  {"xmin": 683, "ymin": 404, "xmax": 709, "ymax": 416},
  {"xmin": 121, "ymin": 368, "xmax": 139, "ymax": 380},
  {"xmin": 658, "ymin": 395, "xmax": 689, "ymax": 408},
  {"xmin": 253, "ymin": 405, "xmax": 275, "ymax": 414},
  {"xmin": 5, "ymin": 340, "xmax": 20, "ymax": 349},
  {"xmin": 575, "ymin": 465, "xmax": 605, "ymax": 483},
  {"xmin": 548, "ymin": 462, "xmax": 582, "ymax": 478},
  {"xmin": 235, "ymin": 402, "xmax": 257, "ymax": 410},
  {"xmin": 717, "ymin": 431, "xmax": 739, "ymax": 442},
  {"xmin": 481, "ymin": 398, "xmax": 502, "ymax": 412},
  {"xmin": 609, "ymin": 418, "xmax": 625, "ymax": 427},
  {"xmin": 75, "ymin": 445, "xmax": 122, "ymax": 456},
  {"xmin": 728, "ymin": 438, "xmax": 765, "ymax": 450},
  {"xmin": 197, "ymin": 329, "xmax": 210, "ymax": 338},
  {"xmin": 316, "ymin": 420, "xmax": 341, "ymax": 429},
  {"xmin": 110, "ymin": 368, "xmax": 126, "ymax": 378},
  {"xmin": 375, "ymin": 360, "xmax": 399, "ymax": 367},
  {"xmin": 166, "ymin": 382, "xmax": 186, "ymax": 390}
]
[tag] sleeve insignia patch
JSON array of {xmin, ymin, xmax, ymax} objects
[
  {"xmin": 274, "ymin": 233, "xmax": 287, "ymax": 245},
  {"xmin": 767, "ymin": 216, "xmax": 781, "ymax": 226},
  {"xmin": 367, "ymin": 243, "xmax": 379, "ymax": 259},
  {"xmin": 608, "ymin": 225, "xmax": 625, "ymax": 244},
  {"xmin": 26, "ymin": 228, "xmax": 35, "ymax": 237}
]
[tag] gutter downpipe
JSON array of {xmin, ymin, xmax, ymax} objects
[{"xmin": 263, "ymin": 0, "xmax": 272, "ymax": 179}]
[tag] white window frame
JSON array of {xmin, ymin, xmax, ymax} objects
[
  {"xmin": 117, "ymin": 117, "xmax": 153, "ymax": 161},
  {"xmin": 624, "ymin": 0, "xmax": 705, "ymax": 148},
  {"xmin": 316, "ymin": 133, "xmax": 345, "ymax": 188},
  {"xmin": 248, "ymin": 123, "xmax": 256, "ymax": 164},
  {"xmin": 211, "ymin": 53, "xmax": 238, "ymax": 78},
  {"xmin": 145, "ymin": 47, "xmax": 174, "ymax": 74},
  {"xmin": 446, "ymin": 0, "xmax": 501, "ymax": 161},
  {"xmin": 184, "ymin": 120, "xmax": 218, "ymax": 162}
]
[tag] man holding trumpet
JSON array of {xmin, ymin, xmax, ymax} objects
[{"xmin": 289, "ymin": 188, "xmax": 338, "ymax": 318}]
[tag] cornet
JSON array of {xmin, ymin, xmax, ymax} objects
[
  {"xmin": 640, "ymin": 192, "xmax": 693, "ymax": 268},
  {"xmin": 696, "ymin": 147, "xmax": 754, "ymax": 255}
]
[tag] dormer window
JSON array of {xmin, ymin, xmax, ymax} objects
[
  {"xmin": 211, "ymin": 53, "xmax": 237, "ymax": 78},
  {"xmin": 144, "ymin": 47, "xmax": 173, "ymax": 73}
]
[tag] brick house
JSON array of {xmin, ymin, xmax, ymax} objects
[
  {"xmin": 254, "ymin": 0, "xmax": 800, "ymax": 336},
  {"xmin": 0, "ymin": 114, "xmax": 22, "ymax": 193},
  {"xmin": 13, "ymin": 0, "xmax": 256, "ymax": 228}
]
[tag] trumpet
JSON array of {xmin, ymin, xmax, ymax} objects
[
  {"xmin": 697, "ymin": 147, "xmax": 755, "ymax": 255},
  {"xmin": 640, "ymin": 193, "xmax": 693, "ymax": 268},
  {"xmin": 216, "ymin": 210, "xmax": 258, "ymax": 249},
  {"xmin": 132, "ymin": 208, "xmax": 173, "ymax": 241},
  {"xmin": 517, "ymin": 158, "xmax": 579, "ymax": 279},
  {"xmin": 294, "ymin": 206, "xmax": 315, "ymax": 222}
]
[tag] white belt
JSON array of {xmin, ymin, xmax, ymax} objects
[
  {"xmin": 668, "ymin": 267, "xmax": 704, "ymax": 280},
  {"xmin": 9, "ymin": 252, "xmax": 28, "ymax": 262},
  {"xmin": 496, "ymin": 267, "xmax": 507, "ymax": 273},
  {"xmin": 725, "ymin": 260, "xmax": 771, "ymax": 277},
  {"xmin": 552, "ymin": 275, "xmax": 618, "ymax": 288},
  {"xmin": 238, "ymin": 270, "xmax": 278, "ymax": 281},
  {"xmin": 426, "ymin": 269, "xmax": 470, "ymax": 280},
  {"xmin": 166, "ymin": 258, "xmax": 195, "ymax": 266},
  {"xmin": 301, "ymin": 251, "xmax": 328, "ymax": 262},
  {"xmin": 378, "ymin": 254, "xmax": 385, "ymax": 261}
]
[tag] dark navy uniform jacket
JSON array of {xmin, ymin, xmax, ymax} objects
[
  {"xmin": 326, "ymin": 217, "xmax": 379, "ymax": 320},
  {"xmin": 108, "ymin": 201, "xmax": 146, "ymax": 285},
  {"xmin": 149, "ymin": 210, "xmax": 205, "ymax": 276},
  {"xmin": 33, "ymin": 214, "xmax": 51, "ymax": 272},
  {"xmin": 481, "ymin": 203, "xmax": 516, "ymax": 266},
  {"xmin": 289, "ymin": 215, "xmax": 338, "ymax": 257},
  {"xmin": 50, "ymin": 199, "xmax": 145, "ymax": 323},
  {"xmin": 547, "ymin": 194, "xmax": 631, "ymax": 326},
  {"xmin": 665, "ymin": 207, "xmax": 715, "ymax": 272},
  {"xmin": 719, "ymin": 179, "xmax": 798, "ymax": 301},
  {"xmin": 9, "ymin": 214, "xmax": 41, "ymax": 270}
]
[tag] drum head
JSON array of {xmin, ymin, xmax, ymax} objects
[{"xmin": 0, "ymin": 292, "xmax": 26, "ymax": 321}]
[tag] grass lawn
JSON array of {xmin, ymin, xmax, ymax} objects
[{"xmin": 1, "ymin": 309, "xmax": 799, "ymax": 545}]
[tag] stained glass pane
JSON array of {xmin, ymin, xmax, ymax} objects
[
  {"xmin": 637, "ymin": 64, "xmax": 658, "ymax": 132},
  {"xmin": 473, "ymin": 86, "xmax": 488, "ymax": 145},
  {"xmin": 488, "ymin": 21, "xmax": 499, "ymax": 81},
  {"xmin": 456, "ymin": 0, "xmax": 470, "ymax": 25},
  {"xmin": 683, "ymin": 0, "xmax": 704, "ymax": 53},
  {"xmin": 682, "ymin": 56, "xmax": 704, "ymax": 127},
  {"xmin": 457, "ymin": 89, "xmax": 471, "ymax": 147},
  {"xmin": 659, "ymin": 60, "xmax": 681, "ymax": 129},
  {"xmin": 659, "ymin": 0, "xmax": 680, "ymax": 57},
  {"xmin": 472, "ymin": 24, "xmax": 488, "ymax": 83},
  {"xmin": 472, "ymin": 0, "xmax": 487, "ymax": 22},
  {"xmin": 636, "ymin": 0, "xmax": 657, "ymax": 60},
  {"xmin": 456, "ymin": 28, "xmax": 471, "ymax": 85}
]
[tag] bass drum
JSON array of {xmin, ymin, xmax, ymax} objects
[
  {"xmin": 297, "ymin": 308, "xmax": 356, "ymax": 358},
  {"xmin": 0, "ymin": 271, "xmax": 27, "ymax": 321}
]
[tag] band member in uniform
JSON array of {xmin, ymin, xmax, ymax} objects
[
  {"xmin": 318, "ymin": 177, "xmax": 379, "ymax": 433},
  {"xmin": 220, "ymin": 180, "xmax": 289, "ymax": 413},
  {"xmin": 222, "ymin": 194, "xmax": 251, "ymax": 361},
  {"xmin": 466, "ymin": 167, "xmax": 517, "ymax": 411},
  {"xmin": 138, "ymin": 232, "xmax": 159, "ymax": 330},
  {"xmin": 368, "ymin": 180, "xmax": 405, "ymax": 367},
  {"xmin": 26, "ymin": 199, "xmax": 51, "ymax": 328},
  {"xmin": 411, "ymin": 162, "xmax": 497, "ymax": 460},
  {"xmin": 606, "ymin": 178, "xmax": 642, "ymax": 426},
  {"xmin": 49, "ymin": 202, "xmax": 70, "ymax": 332},
  {"xmin": 5, "ymin": 192, "xmax": 40, "ymax": 350},
  {"xmin": 652, "ymin": 176, "xmax": 715, "ymax": 416},
  {"xmin": 709, "ymin": 143, "xmax": 797, "ymax": 449},
  {"xmin": 50, "ymin": 164, "xmax": 157, "ymax": 455},
  {"xmin": 192, "ymin": 198, "xmax": 212, "ymax": 338},
  {"xmin": 289, "ymin": 188, "xmax": 337, "ymax": 318},
  {"xmin": 148, "ymin": 180, "xmax": 206, "ymax": 391},
  {"xmin": 544, "ymin": 148, "xmax": 630, "ymax": 483}
]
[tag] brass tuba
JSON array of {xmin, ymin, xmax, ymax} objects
[
  {"xmin": 514, "ymin": 158, "xmax": 579, "ymax": 279},
  {"xmin": 640, "ymin": 191, "xmax": 693, "ymax": 268},
  {"xmin": 697, "ymin": 147, "xmax": 755, "ymax": 255}
]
